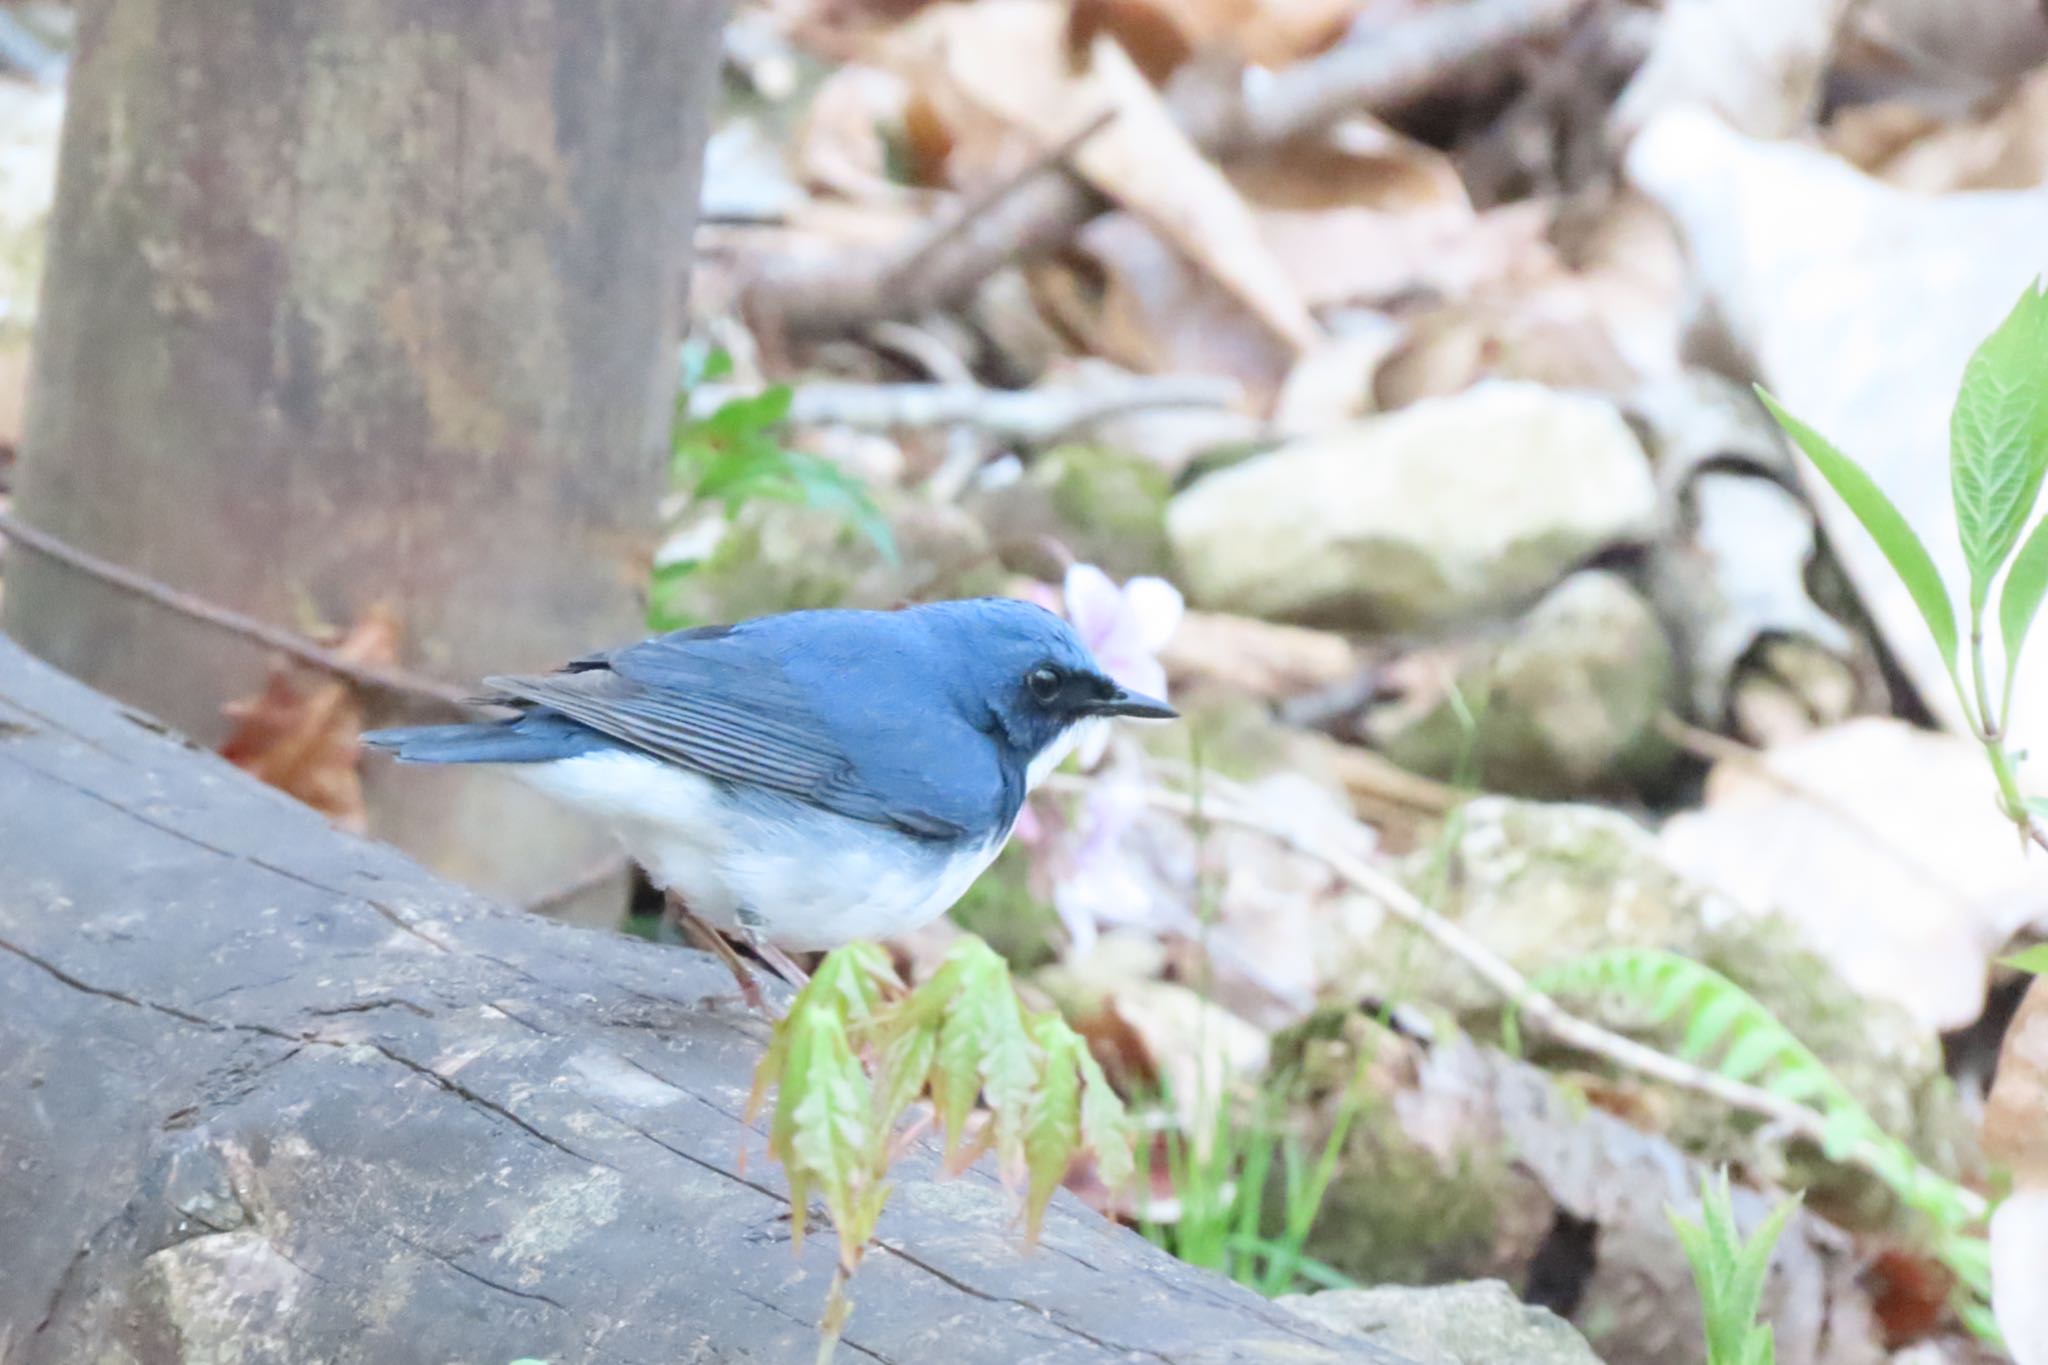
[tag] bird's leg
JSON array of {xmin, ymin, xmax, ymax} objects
[
  {"xmin": 666, "ymin": 891, "xmax": 771, "ymax": 1016},
  {"xmin": 748, "ymin": 936, "xmax": 813, "ymax": 992}
]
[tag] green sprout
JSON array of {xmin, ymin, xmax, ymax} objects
[
  {"xmin": 746, "ymin": 938, "xmax": 1131, "ymax": 1363},
  {"xmin": 1670, "ymin": 1171, "xmax": 1799, "ymax": 1365},
  {"xmin": 651, "ymin": 348, "xmax": 895, "ymax": 631}
]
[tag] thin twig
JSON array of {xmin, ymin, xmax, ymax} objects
[
  {"xmin": 1050, "ymin": 770, "xmax": 1988, "ymax": 1219},
  {"xmin": 1176, "ymin": 0, "xmax": 1594, "ymax": 156},
  {"xmin": 683, "ymin": 374, "xmax": 1241, "ymax": 443},
  {"xmin": 0, "ymin": 508, "xmax": 473, "ymax": 710},
  {"xmin": 877, "ymin": 108, "xmax": 1118, "ymax": 297},
  {"xmin": 752, "ymin": 118, "xmax": 1112, "ymax": 341}
]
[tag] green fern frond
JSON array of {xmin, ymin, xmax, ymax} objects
[
  {"xmin": 1524, "ymin": 949, "xmax": 1979, "ymax": 1230},
  {"xmin": 1525, "ymin": 949, "xmax": 1853, "ymax": 1110}
]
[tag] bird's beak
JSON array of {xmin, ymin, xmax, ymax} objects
[{"xmin": 1088, "ymin": 686, "xmax": 1178, "ymax": 720}]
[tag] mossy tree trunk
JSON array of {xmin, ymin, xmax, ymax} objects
[{"xmin": 2, "ymin": 0, "xmax": 721, "ymax": 919}]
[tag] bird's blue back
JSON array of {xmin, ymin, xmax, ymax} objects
[{"xmin": 600, "ymin": 599, "xmax": 1091, "ymax": 837}]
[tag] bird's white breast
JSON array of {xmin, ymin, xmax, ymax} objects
[{"xmin": 505, "ymin": 751, "xmax": 1011, "ymax": 951}]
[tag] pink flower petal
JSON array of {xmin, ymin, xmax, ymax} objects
[
  {"xmin": 1062, "ymin": 563, "xmax": 1123, "ymax": 647},
  {"xmin": 1122, "ymin": 576, "xmax": 1185, "ymax": 653}
]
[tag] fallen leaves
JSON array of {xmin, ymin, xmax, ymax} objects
[
  {"xmin": 889, "ymin": 0, "xmax": 1320, "ymax": 354},
  {"xmin": 218, "ymin": 606, "xmax": 400, "ymax": 832}
]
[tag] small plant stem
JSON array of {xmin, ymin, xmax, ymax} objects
[
  {"xmin": 1985, "ymin": 738, "xmax": 2027, "ymax": 819},
  {"xmin": 1971, "ymin": 606, "xmax": 2002, "ymax": 740}
]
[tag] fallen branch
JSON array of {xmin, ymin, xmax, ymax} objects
[
  {"xmin": 685, "ymin": 374, "xmax": 1242, "ymax": 443},
  {"xmin": 1173, "ymin": 0, "xmax": 1595, "ymax": 156},
  {"xmin": 0, "ymin": 508, "xmax": 472, "ymax": 710},
  {"xmin": 749, "ymin": 116, "xmax": 1112, "ymax": 341},
  {"xmin": 878, "ymin": 108, "xmax": 1118, "ymax": 298},
  {"xmin": 752, "ymin": 0, "xmax": 1593, "ymax": 337},
  {"xmin": 1052, "ymin": 770, "xmax": 1989, "ymax": 1221}
]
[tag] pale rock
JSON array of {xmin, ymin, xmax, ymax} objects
[
  {"xmin": 1362, "ymin": 570, "xmax": 1676, "ymax": 798},
  {"xmin": 1281, "ymin": 1281, "xmax": 1600, "ymax": 1365},
  {"xmin": 1167, "ymin": 381, "xmax": 1657, "ymax": 630}
]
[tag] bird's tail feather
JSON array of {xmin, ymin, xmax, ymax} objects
[{"xmin": 362, "ymin": 714, "xmax": 611, "ymax": 764}]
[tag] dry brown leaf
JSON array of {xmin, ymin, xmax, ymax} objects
[
  {"xmin": 1161, "ymin": 608, "xmax": 1363, "ymax": 700},
  {"xmin": 1987, "ymin": 978, "xmax": 2048, "ymax": 1184},
  {"xmin": 1352, "ymin": 191, "xmax": 1680, "ymax": 408},
  {"xmin": 1261, "ymin": 200, "xmax": 1556, "ymax": 310},
  {"xmin": 1226, "ymin": 115, "xmax": 1467, "ymax": 214},
  {"xmin": 218, "ymin": 606, "xmax": 400, "ymax": 832},
  {"xmin": 1829, "ymin": 64, "xmax": 2048, "ymax": 193},
  {"xmin": 793, "ymin": 65, "xmax": 921, "ymax": 202},
  {"xmin": 1042, "ymin": 213, "xmax": 1296, "ymax": 401},
  {"xmin": 1372, "ymin": 288, "xmax": 1638, "ymax": 409},
  {"xmin": 1070, "ymin": 0, "xmax": 1359, "ymax": 75},
  {"xmin": 891, "ymin": 0, "xmax": 1319, "ymax": 353},
  {"xmin": 1844, "ymin": 0, "xmax": 2048, "ymax": 100},
  {"xmin": 1066, "ymin": 0, "xmax": 1195, "ymax": 84}
]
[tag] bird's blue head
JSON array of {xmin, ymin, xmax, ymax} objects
[{"xmin": 914, "ymin": 597, "xmax": 1176, "ymax": 760}]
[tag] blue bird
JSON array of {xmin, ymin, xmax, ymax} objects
[{"xmin": 363, "ymin": 597, "xmax": 1175, "ymax": 1000}]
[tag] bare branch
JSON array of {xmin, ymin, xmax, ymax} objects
[{"xmin": 0, "ymin": 509, "xmax": 473, "ymax": 710}]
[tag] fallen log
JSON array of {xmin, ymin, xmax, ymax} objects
[{"xmin": 0, "ymin": 635, "xmax": 1403, "ymax": 1364}]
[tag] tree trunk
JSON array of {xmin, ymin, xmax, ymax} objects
[
  {"xmin": 0, "ymin": 636, "xmax": 1405, "ymax": 1365},
  {"xmin": 1, "ymin": 0, "xmax": 719, "ymax": 922}
]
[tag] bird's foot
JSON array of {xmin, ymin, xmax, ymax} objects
[{"xmin": 668, "ymin": 894, "xmax": 783, "ymax": 1020}]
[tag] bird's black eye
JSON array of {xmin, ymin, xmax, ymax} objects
[{"xmin": 1028, "ymin": 666, "xmax": 1062, "ymax": 703}]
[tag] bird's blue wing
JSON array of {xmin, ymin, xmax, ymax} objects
[{"xmin": 483, "ymin": 616, "xmax": 1005, "ymax": 841}]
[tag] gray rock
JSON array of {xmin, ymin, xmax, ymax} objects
[
  {"xmin": 1361, "ymin": 569, "xmax": 1676, "ymax": 797},
  {"xmin": 1280, "ymin": 1281, "xmax": 1601, "ymax": 1365},
  {"xmin": 1166, "ymin": 381, "xmax": 1657, "ymax": 630},
  {"xmin": 971, "ymin": 442, "xmax": 1174, "ymax": 579}
]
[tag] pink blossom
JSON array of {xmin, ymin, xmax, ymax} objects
[{"xmin": 1060, "ymin": 563, "xmax": 1183, "ymax": 769}]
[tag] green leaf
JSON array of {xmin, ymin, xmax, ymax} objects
[
  {"xmin": 1022, "ymin": 1015, "xmax": 1083, "ymax": 1241},
  {"xmin": 802, "ymin": 941, "xmax": 902, "ymax": 1025},
  {"xmin": 2002, "ymin": 943, "xmax": 2048, "ymax": 975},
  {"xmin": 871, "ymin": 1015, "xmax": 937, "ymax": 1124},
  {"xmin": 704, "ymin": 385, "xmax": 794, "ymax": 440},
  {"xmin": 1758, "ymin": 387, "xmax": 1961, "ymax": 681},
  {"xmin": 1952, "ymin": 280, "xmax": 2048, "ymax": 601},
  {"xmin": 2000, "ymin": 513, "xmax": 2048, "ymax": 706},
  {"xmin": 771, "ymin": 1007, "xmax": 877, "ymax": 1266},
  {"xmin": 1076, "ymin": 1048, "xmax": 1133, "ymax": 1192}
]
